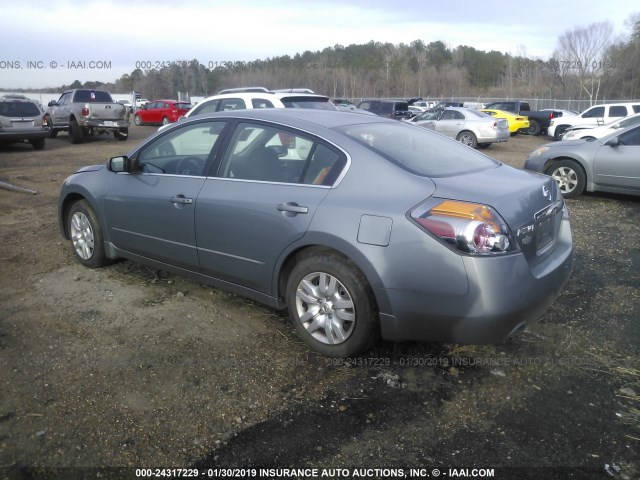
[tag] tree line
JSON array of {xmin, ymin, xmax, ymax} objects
[{"xmin": 41, "ymin": 15, "xmax": 640, "ymax": 106}]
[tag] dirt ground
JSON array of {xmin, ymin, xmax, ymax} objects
[{"xmin": 0, "ymin": 126, "xmax": 638, "ymax": 479}]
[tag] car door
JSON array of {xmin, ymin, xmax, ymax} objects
[
  {"xmin": 194, "ymin": 121, "xmax": 344, "ymax": 293},
  {"xmin": 53, "ymin": 92, "xmax": 71, "ymax": 125},
  {"xmin": 103, "ymin": 120, "xmax": 228, "ymax": 269},
  {"xmin": 436, "ymin": 109, "xmax": 465, "ymax": 138},
  {"xmin": 594, "ymin": 126, "xmax": 640, "ymax": 191}
]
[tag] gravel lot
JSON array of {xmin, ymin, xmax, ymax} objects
[{"xmin": 0, "ymin": 125, "xmax": 638, "ymax": 479}]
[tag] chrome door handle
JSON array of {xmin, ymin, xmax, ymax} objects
[
  {"xmin": 277, "ymin": 202, "xmax": 308, "ymax": 214},
  {"xmin": 170, "ymin": 196, "xmax": 193, "ymax": 205}
]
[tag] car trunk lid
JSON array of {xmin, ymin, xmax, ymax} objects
[{"xmin": 432, "ymin": 165, "xmax": 564, "ymax": 264}]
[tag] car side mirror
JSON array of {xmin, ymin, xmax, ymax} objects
[
  {"xmin": 605, "ymin": 137, "xmax": 620, "ymax": 147},
  {"xmin": 48, "ymin": 101, "xmax": 58, "ymax": 107},
  {"xmin": 108, "ymin": 155, "xmax": 128, "ymax": 172}
]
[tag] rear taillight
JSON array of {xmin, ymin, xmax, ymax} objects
[
  {"xmin": 410, "ymin": 199, "xmax": 516, "ymax": 255},
  {"xmin": 81, "ymin": 107, "xmax": 89, "ymax": 116},
  {"xmin": 42, "ymin": 116, "xmax": 48, "ymax": 126}
]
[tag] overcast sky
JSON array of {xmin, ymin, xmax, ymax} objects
[{"xmin": 1, "ymin": 0, "xmax": 637, "ymax": 90}]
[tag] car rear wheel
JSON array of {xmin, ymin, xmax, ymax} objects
[
  {"xmin": 69, "ymin": 120, "xmax": 83, "ymax": 144},
  {"xmin": 134, "ymin": 115, "xmax": 142, "ymax": 126},
  {"xmin": 456, "ymin": 131, "xmax": 478, "ymax": 148},
  {"xmin": 546, "ymin": 159, "xmax": 586, "ymax": 198},
  {"xmin": 31, "ymin": 138, "xmax": 45, "ymax": 150},
  {"xmin": 286, "ymin": 253, "xmax": 378, "ymax": 357},
  {"xmin": 67, "ymin": 200, "xmax": 109, "ymax": 268},
  {"xmin": 525, "ymin": 119, "xmax": 541, "ymax": 136}
]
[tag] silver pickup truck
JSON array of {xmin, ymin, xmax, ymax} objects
[{"xmin": 45, "ymin": 89, "xmax": 129, "ymax": 143}]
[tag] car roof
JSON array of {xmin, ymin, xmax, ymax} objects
[{"xmin": 178, "ymin": 107, "xmax": 391, "ymax": 129}]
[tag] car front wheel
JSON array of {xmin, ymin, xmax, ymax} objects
[
  {"xmin": 546, "ymin": 159, "xmax": 586, "ymax": 198},
  {"xmin": 286, "ymin": 253, "xmax": 378, "ymax": 357},
  {"xmin": 67, "ymin": 200, "xmax": 109, "ymax": 268}
]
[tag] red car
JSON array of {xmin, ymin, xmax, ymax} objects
[{"xmin": 133, "ymin": 100, "xmax": 191, "ymax": 126}]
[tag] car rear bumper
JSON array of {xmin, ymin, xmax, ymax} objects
[
  {"xmin": 83, "ymin": 120, "xmax": 130, "ymax": 129},
  {"xmin": 0, "ymin": 127, "xmax": 49, "ymax": 142},
  {"xmin": 378, "ymin": 219, "xmax": 573, "ymax": 344}
]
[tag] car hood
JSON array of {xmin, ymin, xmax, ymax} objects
[
  {"xmin": 431, "ymin": 164, "xmax": 560, "ymax": 231},
  {"xmin": 75, "ymin": 164, "xmax": 106, "ymax": 174}
]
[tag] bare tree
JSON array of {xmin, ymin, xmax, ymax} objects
[{"xmin": 555, "ymin": 21, "xmax": 613, "ymax": 105}]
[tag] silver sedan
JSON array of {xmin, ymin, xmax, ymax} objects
[
  {"xmin": 525, "ymin": 124, "xmax": 640, "ymax": 198},
  {"xmin": 59, "ymin": 109, "xmax": 572, "ymax": 357},
  {"xmin": 406, "ymin": 107, "xmax": 510, "ymax": 148}
]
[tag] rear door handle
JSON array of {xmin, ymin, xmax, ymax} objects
[
  {"xmin": 277, "ymin": 202, "xmax": 308, "ymax": 214},
  {"xmin": 170, "ymin": 196, "xmax": 193, "ymax": 205}
]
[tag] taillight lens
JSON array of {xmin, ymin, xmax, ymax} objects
[
  {"xmin": 410, "ymin": 199, "xmax": 516, "ymax": 255},
  {"xmin": 81, "ymin": 107, "xmax": 89, "ymax": 116}
]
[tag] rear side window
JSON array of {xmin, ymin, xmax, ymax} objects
[
  {"xmin": 252, "ymin": 98, "xmax": 275, "ymax": 108},
  {"xmin": 336, "ymin": 122, "xmax": 498, "ymax": 177},
  {"xmin": 220, "ymin": 122, "xmax": 345, "ymax": 184},
  {"xmin": 219, "ymin": 98, "xmax": 247, "ymax": 111},
  {"xmin": 609, "ymin": 106, "xmax": 628, "ymax": 117}
]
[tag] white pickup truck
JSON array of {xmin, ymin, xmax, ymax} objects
[{"xmin": 45, "ymin": 89, "xmax": 130, "ymax": 143}]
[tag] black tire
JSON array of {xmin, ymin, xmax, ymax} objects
[
  {"xmin": 31, "ymin": 138, "xmax": 45, "ymax": 150},
  {"xmin": 134, "ymin": 115, "xmax": 142, "ymax": 126},
  {"xmin": 67, "ymin": 200, "xmax": 109, "ymax": 268},
  {"xmin": 526, "ymin": 119, "xmax": 541, "ymax": 136},
  {"xmin": 546, "ymin": 159, "xmax": 586, "ymax": 199},
  {"xmin": 45, "ymin": 117, "xmax": 58, "ymax": 138},
  {"xmin": 69, "ymin": 119, "xmax": 83, "ymax": 144},
  {"xmin": 114, "ymin": 128, "xmax": 128, "ymax": 141},
  {"xmin": 553, "ymin": 125, "xmax": 569, "ymax": 140},
  {"xmin": 456, "ymin": 130, "xmax": 478, "ymax": 148},
  {"xmin": 161, "ymin": 117, "xmax": 170, "ymax": 126},
  {"xmin": 286, "ymin": 253, "xmax": 379, "ymax": 357}
]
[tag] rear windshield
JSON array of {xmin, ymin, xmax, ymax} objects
[
  {"xmin": 335, "ymin": 122, "xmax": 499, "ymax": 177},
  {"xmin": 0, "ymin": 101, "xmax": 41, "ymax": 117},
  {"xmin": 280, "ymin": 96, "xmax": 335, "ymax": 110},
  {"xmin": 73, "ymin": 90, "xmax": 113, "ymax": 102},
  {"xmin": 174, "ymin": 103, "xmax": 192, "ymax": 110}
]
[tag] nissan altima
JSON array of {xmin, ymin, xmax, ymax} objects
[
  {"xmin": 525, "ymin": 124, "xmax": 640, "ymax": 198},
  {"xmin": 59, "ymin": 109, "xmax": 573, "ymax": 357}
]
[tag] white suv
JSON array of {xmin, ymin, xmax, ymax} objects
[
  {"xmin": 548, "ymin": 102, "xmax": 640, "ymax": 139},
  {"xmin": 188, "ymin": 91, "xmax": 335, "ymax": 116}
]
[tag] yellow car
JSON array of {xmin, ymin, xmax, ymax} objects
[{"xmin": 481, "ymin": 109, "xmax": 530, "ymax": 135}]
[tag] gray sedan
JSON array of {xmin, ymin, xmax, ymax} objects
[
  {"xmin": 525, "ymin": 124, "xmax": 640, "ymax": 198},
  {"xmin": 59, "ymin": 109, "xmax": 572, "ymax": 357},
  {"xmin": 406, "ymin": 107, "xmax": 510, "ymax": 148}
]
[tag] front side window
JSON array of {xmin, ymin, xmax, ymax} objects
[
  {"xmin": 618, "ymin": 126, "xmax": 640, "ymax": 146},
  {"xmin": 135, "ymin": 121, "xmax": 227, "ymax": 176},
  {"xmin": 220, "ymin": 122, "xmax": 345, "ymax": 184},
  {"xmin": 582, "ymin": 106, "xmax": 605, "ymax": 118},
  {"xmin": 190, "ymin": 99, "xmax": 220, "ymax": 116}
]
